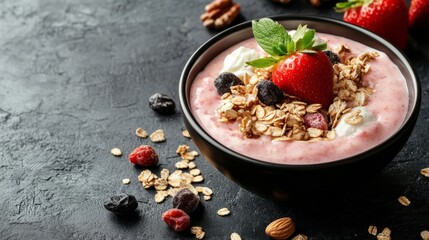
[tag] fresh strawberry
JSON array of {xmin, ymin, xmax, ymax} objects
[
  {"xmin": 272, "ymin": 51, "xmax": 333, "ymax": 108},
  {"xmin": 246, "ymin": 19, "xmax": 334, "ymax": 108},
  {"xmin": 336, "ymin": 0, "xmax": 409, "ymax": 50},
  {"xmin": 409, "ymin": 0, "xmax": 429, "ymax": 29}
]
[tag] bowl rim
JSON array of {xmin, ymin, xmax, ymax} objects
[{"xmin": 179, "ymin": 15, "xmax": 421, "ymax": 171}]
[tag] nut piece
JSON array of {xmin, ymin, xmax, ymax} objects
[
  {"xmin": 200, "ymin": 0, "xmax": 241, "ymax": 29},
  {"xmin": 265, "ymin": 217, "xmax": 295, "ymax": 240}
]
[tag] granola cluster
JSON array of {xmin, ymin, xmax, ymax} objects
[
  {"xmin": 137, "ymin": 144, "xmax": 213, "ymax": 203},
  {"xmin": 216, "ymin": 46, "xmax": 379, "ymax": 142}
]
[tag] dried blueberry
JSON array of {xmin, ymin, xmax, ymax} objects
[
  {"xmin": 172, "ymin": 188, "xmax": 200, "ymax": 214},
  {"xmin": 149, "ymin": 93, "xmax": 176, "ymax": 115},
  {"xmin": 214, "ymin": 72, "xmax": 243, "ymax": 95},
  {"xmin": 104, "ymin": 193, "xmax": 138, "ymax": 215},
  {"xmin": 323, "ymin": 50, "xmax": 341, "ymax": 65},
  {"xmin": 256, "ymin": 80, "xmax": 285, "ymax": 106}
]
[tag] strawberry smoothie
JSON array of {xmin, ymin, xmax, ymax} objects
[{"xmin": 190, "ymin": 33, "xmax": 408, "ymax": 165}]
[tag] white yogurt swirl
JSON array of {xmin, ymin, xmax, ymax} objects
[
  {"xmin": 220, "ymin": 46, "xmax": 262, "ymax": 79},
  {"xmin": 335, "ymin": 107, "xmax": 375, "ymax": 137}
]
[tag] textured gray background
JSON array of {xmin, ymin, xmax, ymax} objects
[{"xmin": 0, "ymin": 0, "xmax": 428, "ymax": 239}]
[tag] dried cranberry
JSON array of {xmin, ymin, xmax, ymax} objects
[
  {"xmin": 304, "ymin": 111, "xmax": 329, "ymax": 130},
  {"xmin": 149, "ymin": 93, "xmax": 176, "ymax": 115},
  {"xmin": 256, "ymin": 80, "xmax": 285, "ymax": 105},
  {"xmin": 162, "ymin": 208, "xmax": 190, "ymax": 232},
  {"xmin": 128, "ymin": 145, "xmax": 159, "ymax": 167},
  {"xmin": 104, "ymin": 193, "xmax": 138, "ymax": 215},
  {"xmin": 172, "ymin": 188, "xmax": 200, "ymax": 214},
  {"xmin": 214, "ymin": 72, "xmax": 243, "ymax": 95}
]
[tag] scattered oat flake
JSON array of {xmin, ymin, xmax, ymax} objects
[
  {"xmin": 230, "ymin": 232, "xmax": 241, "ymax": 240},
  {"xmin": 150, "ymin": 129, "xmax": 166, "ymax": 142},
  {"xmin": 217, "ymin": 207, "xmax": 230, "ymax": 216},
  {"xmin": 191, "ymin": 226, "xmax": 205, "ymax": 239},
  {"xmin": 122, "ymin": 178, "xmax": 131, "ymax": 185},
  {"xmin": 182, "ymin": 130, "xmax": 191, "ymax": 138},
  {"xmin": 203, "ymin": 195, "xmax": 212, "ymax": 201},
  {"xmin": 421, "ymin": 168, "xmax": 429, "ymax": 177},
  {"xmin": 192, "ymin": 175, "xmax": 204, "ymax": 183},
  {"xmin": 398, "ymin": 195, "xmax": 411, "ymax": 206},
  {"xmin": 110, "ymin": 148, "xmax": 122, "ymax": 156},
  {"xmin": 191, "ymin": 226, "xmax": 203, "ymax": 234},
  {"xmin": 202, "ymin": 187, "xmax": 213, "ymax": 196},
  {"xmin": 135, "ymin": 128, "xmax": 148, "ymax": 138},
  {"xmin": 188, "ymin": 162, "xmax": 197, "ymax": 169},
  {"xmin": 377, "ymin": 227, "xmax": 391, "ymax": 240},
  {"xmin": 175, "ymin": 160, "xmax": 189, "ymax": 169},
  {"xmin": 421, "ymin": 230, "xmax": 429, "ymax": 240},
  {"xmin": 368, "ymin": 225, "xmax": 378, "ymax": 236},
  {"xmin": 292, "ymin": 234, "xmax": 309, "ymax": 240},
  {"xmin": 190, "ymin": 168, "xmax": 201, "ymax": 176},
  {"xmin": 154, "ymin": 191, "xmax": 167, "ymax": 203}
]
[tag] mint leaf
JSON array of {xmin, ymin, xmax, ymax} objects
[
  {"xmin": 249, "ymin": 18, "xmax": 329, "ymax": 69},
  {"xmin": 312, "ymin": 42, "xmax": 327, "ymax": 51},
  {"xmin": 292, "ymin": 25, "xmax": 307, "ymax": 42},
  {"xmin": 302, "ymin": 30, "xmax": 315, "ymax": 48},
  {"xmin": 252, "ymin": 18, "xmax": 289, "ymax": 56},
  {"xmin": 246, "ymin": 57, "xmax": 279, "ymax": 68}
]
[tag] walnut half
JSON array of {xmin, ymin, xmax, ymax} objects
[{"xmin": 200, "ymin": 0, "xmax": 241, "ymax": 29}]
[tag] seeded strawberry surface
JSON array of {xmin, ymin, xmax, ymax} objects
[
  {"xmin": 272, "ymin": 51, "xmax": 334, "ymax": 109},
  {"xmin": 409, "ymin": 0, "xmax": 429, "ymax": 29},
  {"xmin": 337, "ymin": 0, "xmax": 408, "ymax": 50}
]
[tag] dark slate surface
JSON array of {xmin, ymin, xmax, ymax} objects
[{"xmin": 0, "ymin": 0, "xmax": 428, "ymax": 239}]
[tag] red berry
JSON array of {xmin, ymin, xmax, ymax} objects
[
  {"xmin": 128, "ymin": 145, "xmax": 159, "ymax": 167},
  {"xmin": 337, "ymin": 0, "xmax": 408, "ymax": 50},
  {"xmin": 304, "ymin": 112, "xmax": 329, "ymax": 130},
  {"xmin": 409, "ymin": 0, "xmax": 429, "ymax": 29},
  {"xmin": 272, "ymin": 51, "xmax": 334, "ymax": 109},
  {"xmin": 162, "ymin": 208, "xmax": 191, "ymax": 232}
]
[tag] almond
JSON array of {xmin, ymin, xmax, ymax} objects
[{"xmin": 265, "ymin": 217, "xmax": 295, "ymax": 240}]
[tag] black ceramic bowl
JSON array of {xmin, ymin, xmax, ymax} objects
[{"xmin": 179, "ymin": 16, "xmax": 420, "ymax": 201}]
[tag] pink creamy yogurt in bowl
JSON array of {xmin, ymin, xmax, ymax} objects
[
  {"xmin": 179, "ymin": 16, "xmax": 420, "ymax": 200},
  {"xmin": 190, "ymin": 35, "xmax": 408, "ymax": 165}
]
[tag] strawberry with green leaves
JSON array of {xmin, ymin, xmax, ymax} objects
[
  {"xmin": 247, "ymin": 18, "xmax": 334, "ymax": 109},
  {"xmin": 335, "ymin": 0, "xmax": 408, "ymax": 50}
]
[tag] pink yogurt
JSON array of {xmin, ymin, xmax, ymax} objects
[{"xmin": 190, "ymin": 33, "xmax": 408, "ymax": 165}]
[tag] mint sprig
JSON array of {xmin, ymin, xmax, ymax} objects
[{"xmin": 246, "ymin": 18, "xmax": 327, "ymax": 68}]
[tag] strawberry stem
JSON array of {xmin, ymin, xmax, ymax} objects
[{"xmin": 335, "ymin": 0, "xmax": 373, "ymax": 12}]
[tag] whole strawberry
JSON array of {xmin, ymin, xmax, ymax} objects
[
  {"xmin": 336, "ymin": 0, "xmax": 409, "ymax": 50},
  {"xmin": 246, "ymin": 19, "xmax": 333, "ymax": 109},
  {"xmin": 409, "ymin": 0, "xmax": 429, "ymax": 29},
  {"xmin": 128, "ymin": 145, "xmax": 159, "ymax": 167}
]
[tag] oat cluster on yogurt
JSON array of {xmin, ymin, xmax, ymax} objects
[{"xmin": 215, "ymin": 43, "xmax": 379, "ymax": 142}]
